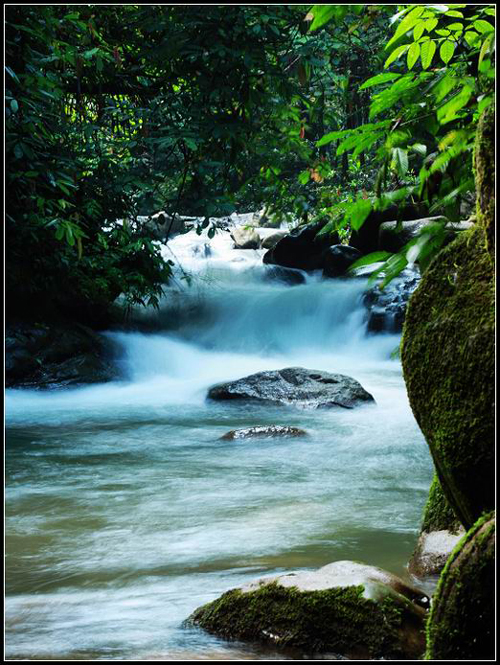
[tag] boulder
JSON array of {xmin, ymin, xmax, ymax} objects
[
  {"xmin": 349, "ymin": 203, "xmax": 429, "ymax": 255},
  {"xmin": 262, "ymin": 265, "xmax": 306, "ymax": 286},
  {"xmin": 425, "ymin": 512, "xmax": 495, "ymax": 660},
  {"xmin": 136, "ymin": 211, "xmax": 186, "ymax": 239},
  {"xmin": 474, "ymin": 104, "xmax": 494, "ymax": 254},
  {"xmin": 5, "ymin": 323, "xmax": 117, "ymax": 388},
  {"xmin": 259, "ymin": 229, "xmax": 288, "ymax": 250},
  {"xmin": 401, "ymin": 103, "xmax": 495, "ymax": 530},
  {"xmin": 378, "ymin": 217, "xmax": 474, "ymax": 254},
  {"xmin": 401, "ymin": 225, "xmax": 494, "ymax": 528},
  {"xmin": 188, "ymin": 560, "xmax": 428, "ymax": 659},
  {"xmin": 322, "ymin": 245, "xmax": 363, "ymax": 278},
  {"xmin": 363, "ymin": 267, "xmax": 420, "ymax": 334},
  {"xmin": 408, "ymin": 473, "xmax": 465, "ymax": 579},
  {"xmin": 263, "ymin": 222, "xmax": 338, "ymax": 272},
  {"xmin": 207, "ymin": 367, "xmax": 375, "ymax": 409},
  {"xmin": 230, "ymin": 226, "xmax": 261, "ymax": 249},
  {"xmin": 408, "ymin": 530, "xmax": 464, "ymax": 579},
  {"xmin": 220, "ymin": 425, "xmax": 308, "ymax": 440}
]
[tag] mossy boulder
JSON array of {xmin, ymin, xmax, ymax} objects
[
  {"xmin": 420, "ymin": 474, "xmax": 463, "ymax": 535},
  {"xmin": 474, "ymin": 104, "xmax": 494, "ymax": 254},
  {"xmin": 401, "ymin": 224, "xmax": 494, "ymax": 529},
  {"xmin": 189, "ymin": 561, "xmax": 429, "ymax": 659},
  {"xmin": 425, "ymin": 512, "xmax": 495, "ymax": 660}
]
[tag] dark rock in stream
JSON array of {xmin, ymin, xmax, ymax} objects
[
  {"xmin": 208, "ymin": 367, "xmax": 375, "ymax": 409},
  {"xmin": 262, "ymin": 265, "xmax": 306, "ymax": 286},
  {"xmin": 220, "ymin": 425, "xmax": 309, "ymax": 441},
  {"xmin": 362, "ymin": 267, "xmax": 420, "ymax": 334},
  {"xmin": 5, "ymin": 322, "xmax": 118, "ymax": 388},
  {"xmin": 188, "ymin": 560, "xmax": 429, "ymax": 660},
  {"xmin": 322, "ymin": 245, "xmax": 363, "ymax": 278}
]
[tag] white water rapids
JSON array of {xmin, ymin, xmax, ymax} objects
[{"xmin": 5, "ymin": 226, "xmax": 433, "ymax": 660}]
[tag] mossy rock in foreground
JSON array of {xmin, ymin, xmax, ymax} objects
[
  {"xmin": 401, "ymin": 225, "xmax": 494, "ymax": 529},
  {"xmin": 425, "ymin": 512, "xmax": 495, "ymax": 660},
  {"xmin": 188, "ymin": 561, "xmax": 428, "ymax": 659}
]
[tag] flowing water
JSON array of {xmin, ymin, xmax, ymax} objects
[{"xmin": 5, "ymin": 228, "xmax": 434, "ymax": 660}]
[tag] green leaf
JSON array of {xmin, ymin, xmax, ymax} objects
[
  {"xmin": 10, "ymin": 99, "xmax": 19, "ymax": 113},
  {"xmin": 478, "ymin": 33, "xmax": 494, "ymax": 68},
  {"xmin": 424, "ymin": 18, "xmax": 438, "ymax": 32},
  {"xmin": 385, "ymin": 5, "xmax": 425, "ymax": 51},
  {"xmin": 436, "ymin": 85, "xmax": 473, "ymax": 124},
  {"xmin": 420, "ymin": 39, "xmax": 437, "ymax": 69},
  {"xmin": 348, "ymin": 199, "xmax": 372, "ymax": 231},
  {"xmin": 316, "ymin": 129, "xmax": 350, "ymax": 147},
  {"xmin": 391, "ymin": 147, "xmax": 408, "ymax": 176},
  {"xmin": 55, "ymin": 226, "xmax": 65, "ymax": 241},
  {"xmin": 384, "ymin": 44, "xmax": 409, "ymax": 68},
  {"xmin": 298, "ymin": 170, "xmax": 310, "ymax": 184},
  {"xmin": 348, "ymin": 251, "xmax": 392, "ymax": 273},
  {"xmin": 5, "ymin": 66, "xmax": 20, "ymax": 84},
  {"xmin": 359, "ymin": 72, "xmax": 401, "ymax": 90},
  {"xmin": 440, "ymin": 39, "xmax": 456, "ymax": 64},
  {"xmin": 308, "ymin": 5, "xmax": 349, "ymax": 32},
  {"xmin": 413, "ymin": 22, "xmax": 426, "ymax": 40},
  {"xmin": 407, "ymin": 42, "xmax": 421, "ymax": 69},
  {"xmin": 474, "ymin": 19, "xmax": 494, "ymax": 34},
  {"xmin": 446, "ymin": 22, "xmax": 464, "ymax": 31},
  {"xmin": 464, "ymin": 30, "xmax": 480, "ymax": 47}
]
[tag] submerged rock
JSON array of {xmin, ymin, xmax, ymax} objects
[
  {"xmin": 425, "ymin": 512, "xmax": 495, "ymax": 660},
  {"xmin": 220, "ymin": 425, "xmax": 308, "ymax": 441},
  {"xmin": 207, "ymin": 367, "xmax": 375, "ymax": 409},
  {"xmin": 5, "ymin": 322, "xmax": 117, "ymax": 388},
  {"xmin": 188, "ymin": 560, "xmax": 428, "ymax": 659},
  {"xmin": 259, "ymin": 229, "xmax": 288, "ymax": 250},
  {"xmin": 262, "ymin": 265, "xmax": 306, "ymax": 286}
]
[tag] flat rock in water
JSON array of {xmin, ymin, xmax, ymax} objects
[
  {"xmin": 208, "ymin": 367, "xmax": 375, "ymax": 409},
  {"xmin": 220, "ymin": 425, "xmax": 308, "ymax": 440},
  {"xmin": 189, "ymin": 560, "xmax": 429, "ymax": 660}
]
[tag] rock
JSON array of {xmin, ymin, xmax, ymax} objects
[
  {"xmin": 408, "ymin": 529, "xmax": 464, "ymax": 578},
  {"xmin": 363, "ymin": 267, "xmax": 420, "ymax": 333},
  {"xmin": 263, "ymin": 222, "xmax": 338, "ymax": 272},
  {"xmin": 262, "ymin": 265, "xmax": 306, "ymax": 286},
  {"xmin": 5, "ymin": 323, "xmax": 117, "ymax": 388},
  {"xmin": 230, "ymin": 226, "xmax": 261, "ymax": 249},
  {"xmin": 220, "ymin": 425, "xmax": 308, "ymax": 440},
  {"xmin": 322, "ymin": 245, "xmax": 363, "ymax": 278},
  {"xmin": 425, "ymin": 512, "xmax": 495, "ymax": 660},
  {"xmin": 401, "ymin": 225, "xmax": 494, "ymax": 529},
  {"xmin": 378, "ymin": 217, "xmax": 473, "ymax": 254},
  {"xmin": 349, "ymin": 203, "xmax": 429, "ymax": 254},
  {"xmin": 207, "ymin": 367, "xmax": 375, "ymax": 409},
  {"xmin": 259, "ymin": 229, "xmax": 288, "ymax": 250},
  {"xmin": 474, "ymin": 104, "xmax": 494, "ymax": 254},
  {"xmin": 188, "ymin": 560, "xmax": 428, "ymax": 660},
  {"xmin": 420, "ymin": 474, "xmax": 463, "ymax": 536},
  {"xmin": 136, "ymin": 211, "xmax": 186, "ymax": 239}
]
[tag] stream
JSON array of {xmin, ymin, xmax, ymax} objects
[{"xmin": 5, "ymin": 227, "xmax": 434, "ymax": 660}]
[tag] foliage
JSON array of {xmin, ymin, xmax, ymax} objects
[{"xmin": 310, "ymin": 3, "xmax": 495, "ymax": 283}]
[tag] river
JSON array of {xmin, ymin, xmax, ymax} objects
[{"xmin": 5, "ymin": 227, "xmax": 433, "ymax": 660}]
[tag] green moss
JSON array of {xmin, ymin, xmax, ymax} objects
[
  {"xmin": 425, "ymin": 512, "xmax": 495, "ymax": 660},
  {"xmin": 473, "ymin": 104, "xmax": 495, "ymax": 255},
  {"xmin": 189, "ymin": 582, "xmax": 425, "ymax": 659},
  {"xmin": 401, "ymin": 225, "xmax": 495, "ymax": 529},
  {"xmin": 420, "ymin": 473, "xmax": 462, "ymax": 534}
]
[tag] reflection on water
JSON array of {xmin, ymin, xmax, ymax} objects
[{"xmin": 5, "ymin": 228, "xmax": 432, "ymax": 660}]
